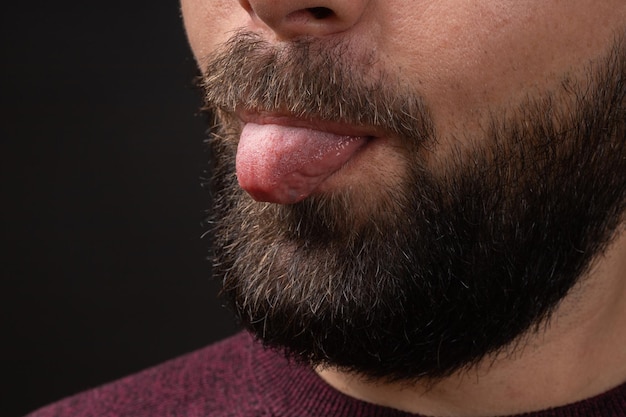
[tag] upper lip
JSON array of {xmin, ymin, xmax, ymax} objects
[{"xmin": 236, "ymin": 108, "xmax": 384, "ymax": 139}]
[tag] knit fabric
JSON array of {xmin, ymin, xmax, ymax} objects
[{"xmin": 26, "ymin": 331, "xmax": 626, "ymax": 417}]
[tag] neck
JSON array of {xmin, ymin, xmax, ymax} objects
[{"xmin": 317, "ymin": 228, "xmax": 626, "ymax": 417}]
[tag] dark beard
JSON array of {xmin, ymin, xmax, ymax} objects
[{"xmin": 201, "ymin": 31, "xmax": 626, "ymax": 381}]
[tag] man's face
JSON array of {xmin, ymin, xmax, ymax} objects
[
  {"xmin": 181, "ymin": 1, "xmax": 626, "ymax": 381},
  {"xmin": 184, "ymin": 1, "xmax": 624, "ymax": 142}
]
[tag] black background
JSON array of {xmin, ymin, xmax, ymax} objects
[{"xmin": 1, "ymin": 2, "xmax": 240, "ymax": 416}]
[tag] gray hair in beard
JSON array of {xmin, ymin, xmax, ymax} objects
[{"xmin": 200, "ymin": 31, "xmax": 626, "ymax": 382}]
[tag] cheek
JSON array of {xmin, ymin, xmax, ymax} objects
[
  {"xmin": 181, "ymin": 0, "xmax": 249, "ymax": 66},
  {"xmin": 379, "ymin": 0, "xmax": 624, "ymax": 129},
  {"xmin": 380, "ymin": 2, "xmax": 540, "ymax": 121}
]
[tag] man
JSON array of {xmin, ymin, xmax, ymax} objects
[{"xmin": 28, "ymin": 0, "xmax": 626, "ymax": 416}]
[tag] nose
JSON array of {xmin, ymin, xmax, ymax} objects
[{"xmin": 238, "ymin": 0, "xmax": 369, "ymax": 39}]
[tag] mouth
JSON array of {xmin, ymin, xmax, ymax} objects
[{"xmin": 235, "ymin": 110, "xmax": 381, "ymax": 204}]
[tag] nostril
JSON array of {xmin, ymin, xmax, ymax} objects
[
  {"xmin": 248, "ymin": 1, "xmax": 363, "ymax": 38},
  {"xmin": 306, "ymin": 7, "xmax": 334, "ymax": 19}
]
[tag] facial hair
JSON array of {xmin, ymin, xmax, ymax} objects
[{"xmin": 200, "ymin": 31, "xmax": 626, "ymax": 382}]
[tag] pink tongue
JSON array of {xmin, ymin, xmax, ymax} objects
[{"xmin": 236, "ymin": 123, "xmax": 366, "ymax": 204}]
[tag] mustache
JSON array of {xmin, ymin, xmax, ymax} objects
[{"xmin": 200, "ymin": 31, "xmax": 434, "ymax": 142}]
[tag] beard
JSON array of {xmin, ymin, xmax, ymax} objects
[{"xmin": 200, "ymin": 31, "xmax": 626, "ymax": 382}]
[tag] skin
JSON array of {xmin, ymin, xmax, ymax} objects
[{"xmin": 181, "ymin": 0, "xmax": 626, "ymax": 415}]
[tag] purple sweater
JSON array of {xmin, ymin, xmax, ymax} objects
[{"xmin": 26, "ymin": 332, "xmax": 625, "ymax": 417}]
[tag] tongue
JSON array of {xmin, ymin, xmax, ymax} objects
[{"xmin": 236, "ymin": 123, "xmax": 367, "ymax": 204}]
